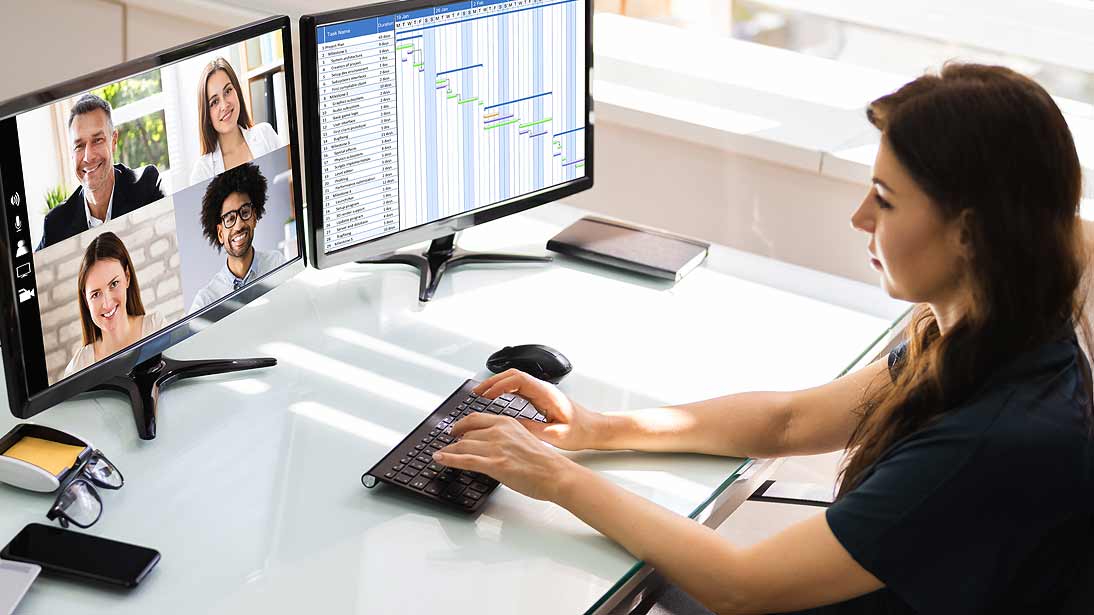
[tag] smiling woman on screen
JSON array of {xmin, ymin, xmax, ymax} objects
[
  {"xmin": 63, "ymin": 232, "xmax": 164, "ymax": 378},
  {"xmin": 189, "ymin": 57, "xmax": 280, "ymax": 185}
]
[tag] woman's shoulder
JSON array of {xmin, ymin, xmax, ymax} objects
[
  {"xmin": 247, "ymin": 122, "xmax": 282, "ymax": 153},
  {"xmin": 189, "ymin": 153, "xmax": 217, "ymax": 185},
  {"xmin": 141, "ymin": 311, "xmax": 166, "ymax": 335},
  {"xmin": 63, "ymin": 344, "xmax": 96, "ymax": 378}
]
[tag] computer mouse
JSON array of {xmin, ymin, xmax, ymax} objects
[{"xmin": 486, "ymin": 344, "xmax": 573, "ymax": 384}]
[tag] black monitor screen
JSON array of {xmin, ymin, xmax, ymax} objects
[
  {"xmin": 312, "ymin": 0, "xmax": 588, "ymax": 255},
  {"xmin": 0, "ymin": 24, "xmax": 301, "ymax": 392}
]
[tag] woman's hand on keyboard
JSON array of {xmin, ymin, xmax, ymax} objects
[
  {"xmin": 436, "ymin": 413, "xmax": 578, "ymax": 502},
  {"xmin": 473, "ymin": 369, "xmax": 606, "ymax": 451}
]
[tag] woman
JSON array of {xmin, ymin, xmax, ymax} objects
[
  {"xmin": 189, "ymin": 57, "xmax": 280, "ymax": 185},
  {"xmin": 434, "ymin": 63, "xmax": 1094, "ymax": 614},
  {"xmin": 63, "ymin": 232, "xmax": 164, "ymax": 377}
]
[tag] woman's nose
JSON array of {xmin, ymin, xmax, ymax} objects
[{"xmin": 850, "ymin": 199, "xmax": 873, "ymax": 233}]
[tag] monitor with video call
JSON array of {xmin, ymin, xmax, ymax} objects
[
  {"xmin": 300, "ymin": 0, "xmax": 593, "ymax": 301},
  {"xmin": 0, "ymin": 16, "xmax": 305, "ymax": 440}
]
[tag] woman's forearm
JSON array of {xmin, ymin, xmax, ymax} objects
[
  {"xmin": 589, "ymin": 391, "xmax": 792, "ymax": 458},
  {"xmin": 554, "ymin": 462, "xmax": 749, "ymax": 614}
]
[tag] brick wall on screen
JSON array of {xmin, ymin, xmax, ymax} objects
[{"xmin": 33, "ymin": 197, "xmax": 184, "ymax": 384}]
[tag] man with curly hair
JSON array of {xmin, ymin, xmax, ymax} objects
[{"xmin": 189, "ymin": 162, "xmax": 285, "ymax": 313}]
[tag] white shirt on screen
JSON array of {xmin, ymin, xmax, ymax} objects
[
  {"xmin": 188, "ymin": 248, "xmax": 286, "ymax": 314},
  {"xmin": 189, "ymin": 122, "xmax": 281, "ymax": 185},
  {"xmin": 62, "ymin": 311, "xmax": 166, "ymax": 378}
]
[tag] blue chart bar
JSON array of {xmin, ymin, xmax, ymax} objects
[
  {"xmin": 437, "ymin": 63, "xmax": 483, "ymax": 76},
  {"xmin": 393, "ymin": 0, "xmax": 587, "ymax": 226}
]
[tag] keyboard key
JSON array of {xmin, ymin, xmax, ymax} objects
[
  {"xmin": 534, "ymin": 414, "xmax": 547, "ymax": 422},
  {"xmin": 399, "ymin": 457, "xmax": 411, "ymax": 465},
  {"xmin": 436, "ymin": 435, "xmax": 454, "ymax": 444},
  {"xmin": 499, "ymin": 393, "xmax": 515, "ymax": 402},
  {"xmin": 468, "ymin": 481, "xmax": 491, "ymax": 493},
  {"xmin": 491, "ymin": 398, "xmax": 509, "ymax": 408},
  {"xmin": 384, "ymin": 471, "xmax": 397, "ymax": 479},
  {"xmin": 424, "ymin": 481, "xmax": 444, "ymax": 496},
  {"xmin": 465, "ymin": 489, "xmax": 483, "ymax": 500},
  {"xmin": 457, "ymin": 474, "xmax": 473, "ymax": 485},
  {"xmin": 502, "ymin": 408, "xmax": 519, "ymax": 417},
  {"xmin": 461, "ymin": 497, "xmax": 477, "ymax": 508},
  {"xmin": 519, "ymin": 407, "xmax": 537, "ymax": 419},
  {"xmin": 429, "ymin": 430, "xmax": 440, "ymax": 437},
  {"xmin": 410, "ymin": 477, "xmax": 430, "ymax": 490},
  {"xmin": 457, "ymin": 404, "xmax": 467, "ymax": 410},
  {"xmin": 394, "ymin": 473, "xmax": 414, "ymax": 484},
  {"xmin": 415, "ymin": 443, "xmax": 427, "ymax": 451},
  {"xmin": 470, "ymin": 404, "xmax": 487, "ymax": 412},
  {"xmin": 509, "ymin": 398, "xmax": 529, "ymax": 411},
  {"xmin": 444, "ymin": 484, "xmax": 466, "ymax": 498},
  {"xmin": 426, "ymin": 446, "xmax": 443, "ymax": 456},
  {"xmin": 428, "ymin": 462, "xmax": 445, "ymax": 473},
  {"xmin": 420, "ymin": 469, "xmax": 438, "ymax": 479},
  {"xmin": 486, "ymin": 405, "xmax": 503, "ymax": 414},
  {"xmin": 408, "ymin": 460, "xmax": 427, "ymax": 471},
  {"xmin": 416, "ymin": 454, "xmax": 432, "ymax": 464}
]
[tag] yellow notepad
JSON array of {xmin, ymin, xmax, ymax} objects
[{"xmin": 2, "ymin": 436, "xmax": 84, "ymax": 477}]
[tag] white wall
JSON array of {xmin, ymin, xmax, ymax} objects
[{"xmin": 566, "ymin": 120, "xmax": 879, "ymax": 285}]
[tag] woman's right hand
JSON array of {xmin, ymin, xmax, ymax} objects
[{"xmin": 472, "ymin": 369, "xmax": 606, "ymax": 451}]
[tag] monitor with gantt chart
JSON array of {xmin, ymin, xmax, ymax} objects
[
  {"xmin": 0, "ymin": 17, "xmax": 305, "ymax": 440},
  {"xmin": 301, "ymin": 0, "xmax": 593, "ymax": 301}
]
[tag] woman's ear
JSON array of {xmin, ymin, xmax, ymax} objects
[{"xmin": 954, "ymin": 209, "xmax": 975, "ymax": 260}]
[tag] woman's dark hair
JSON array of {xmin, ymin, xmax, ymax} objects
[
  {"xmin": 76, "ymin": 232, "xmax": 145, "ymax": 346},
  {"xmin": 200, "ymin": 162, "xmax": 268, "ymax": 249},
  {"xmin": 197, "ymin": 57, "xmax": 253, "ymax": 156},
  {"xmin": 839, "ymin": 63, "xmax": 1090, "ymax": 497}
]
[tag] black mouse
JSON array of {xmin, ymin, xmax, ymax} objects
[{"xmin": 486, "ymin": 344, "xmax": 572, "ymax": 384}]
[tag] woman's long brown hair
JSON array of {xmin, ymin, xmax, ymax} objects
[
  {"xmin": 197, "ymin": 57, "xmax": 253, "ymax": 156},
  {"xmin": 838, "ymin": 63, "xmax": 1091, "ymax": 497},
  {"xmin": 76, "ymin": 232, "xmax": 146, "ymax": 346}
]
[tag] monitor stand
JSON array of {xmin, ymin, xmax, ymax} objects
[
  {"xmin": 91, "ymin": 354, "xmax": 276, "ymax": 441},
  {"xmin": 357, "ymin": 232, "xmax": 551, "ymax": 302}
]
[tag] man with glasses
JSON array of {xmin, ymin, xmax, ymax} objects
[{"xmin": 189, "ymin": 162, "xmax": 285, "ymax": 313}]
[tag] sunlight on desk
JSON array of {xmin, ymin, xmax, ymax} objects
[
  {"xmin": 261, "ymin": 341, "xmax": 444, "ymax": 412},
  {"xmin": 289, "ymin": 401, "xmax": 404, "ymax": 448},
  {"xmin": 325, "ymin": 327, "xmax": 475, "ymax": 381}
]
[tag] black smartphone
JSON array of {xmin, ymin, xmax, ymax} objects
[{"xmin": 0, "ymin": 523, "xmax": 159, "ymax": 588}]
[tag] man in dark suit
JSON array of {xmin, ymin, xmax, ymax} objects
[{"xmin": 35, "ymin": 94, "xmax": 164, "ymax": 251}]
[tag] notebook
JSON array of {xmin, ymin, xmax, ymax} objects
[{"xmin": 546, "ymin": 216, "xmax": 710, "ymax": 282}]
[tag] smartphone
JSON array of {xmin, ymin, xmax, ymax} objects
[{"xmin": 0, "ymin": 523, "xmax": 159, "ymax": 588}]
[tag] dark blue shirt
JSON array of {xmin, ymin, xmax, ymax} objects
[{"xmin": 790, "ymin": 333, "xmax": 1094, "ymax": 614}]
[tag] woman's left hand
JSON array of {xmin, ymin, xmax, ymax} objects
[{"xmin": 434, "ymin": 413, "xmax": 577, "ymax": 503}]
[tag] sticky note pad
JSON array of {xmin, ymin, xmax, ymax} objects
[{"xmin": 2, "ymin": 436, "xmax": 84, "ymax": 477}]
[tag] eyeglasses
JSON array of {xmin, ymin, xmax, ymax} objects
[
  {"xmin": 46, "ymin": 450, "xmax": 124, "ymax": 529},
  {"xmin": 219, "ymin": 202, "xmax": 254, "ymax": 229}
]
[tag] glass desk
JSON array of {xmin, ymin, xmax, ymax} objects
[{"xmin": 0, "ymin": 203, "xmax": 907, "ymax": 614}]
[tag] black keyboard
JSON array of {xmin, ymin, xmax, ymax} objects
[{"xmin": 361, "ymin": 379, "xmax": 548, "ymax": 512}]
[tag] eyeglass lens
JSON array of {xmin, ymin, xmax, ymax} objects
[
  {"xmin": 85, "ymin": 454, "xmax": 123, "ymax": 489},
  {"xmin": 221, "ymin": 203, "xmax": 254, "ymax": 228},
  {"xmin": 56, "ymin": 480, "xmax": 102, "ymax": 528}
]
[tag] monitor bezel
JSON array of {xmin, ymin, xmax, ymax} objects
[
  {"xmin": 0, "ymin": 15, "xmax": 307, "ymax": 419},
  {"xmin": 299, "ymin": 0, "xmax": 594, "ymax": 270}
]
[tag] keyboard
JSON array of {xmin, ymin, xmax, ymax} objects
[{"xmin": 361, "ymin": 379, "xmax": 548, "ymax": 512}]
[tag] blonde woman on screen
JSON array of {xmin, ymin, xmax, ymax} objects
[
  {"xmin": 189, "ymin": 57, "xmax": 280, "ymax": 185},
  {"xmin": 63, "ymin": 232, "xmax": 165, "ymax": 378}
]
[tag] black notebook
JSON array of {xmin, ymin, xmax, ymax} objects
[{"xmin": 546, "ymin": 216, "xmax": 710, "ymax": 282}]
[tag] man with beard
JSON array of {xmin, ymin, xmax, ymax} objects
[
  {"xmin": 189, "ymin": 162, "xmax": 285, "ymax": 313},
  {"xmin": 37, "ymin": 94, "xmax": 164, "ymax": 250}
]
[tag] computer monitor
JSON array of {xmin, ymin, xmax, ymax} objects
[
  {"xmin": 0, "ymin": 16, "xmax": 305, "ymax": 440},
  {"xmin": 300, "ymin": 0, "xmax": 593, "ymax": 301}
]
